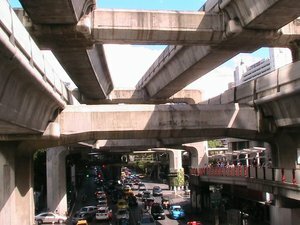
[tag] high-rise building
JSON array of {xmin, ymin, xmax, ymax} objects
[
  {"xmin": 234, "ymin": 48, "xmax": 292, "ymax": 86},
  {"xmin": 229, "ymin": 48, "xmax": 292, "ymax": 165}
]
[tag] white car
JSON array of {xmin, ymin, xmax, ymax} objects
[
  {"xmin": 35, "ymin": 212, "xmax": 68, "ymax": 224},
  {"xmin": 116, "ymin": 209, "xmax": 129, "ymax": 220},
  {"xmin": 95, "ymin": 207, "xmax": 112, "ymax": 221}
]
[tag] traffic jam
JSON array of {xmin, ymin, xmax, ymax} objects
[{"xmin": 67, "ymin": 166, "xmax": 203, "ymax": 225}]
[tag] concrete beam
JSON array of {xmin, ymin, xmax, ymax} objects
[
  {"xmin": 92, "ymin": 137, "xmax": 204, "ymax": 151},
  {"xmin": 57, "ymin": 103, "xmax": 259, "ymax": 141},
  {"xmin": 87, "ymin": 9, "xmax": 224, "ymax": 45},
  {"xmin": 206, "ymin": 0, "xmax": 300, "ymax": 30},
  {"xmin": 13, "ymin": 9, "xmax": 114, "ymax": 100},
  {"xmin": 81, "ymin": 89, "xmax": 202, "ymax": 104},
  {"xmin": 205, "ymin": 61, "xmax": 300, "ymax": 129},
  {"xmin": 19, "ymin": 0, "xmax": 95, "ymax": 24},
  {"xmin": 54, "ymin": 45, "xmax": 113, "ymax": 100},
  {"xmin": 136, "ymin": 0, "xmax": 300, "ymax": 98},
  {"xmin": 0, "ymin": 8, "xmax": 68, "ymax": 135}
]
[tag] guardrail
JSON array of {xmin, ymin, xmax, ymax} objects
[
  {"xmin": 0, "ymin": 0, "xmax": 72, "ymax": 103},
  {"xmin": 190, "ymin": 166, "xmax": 300, "ymax": 186}
]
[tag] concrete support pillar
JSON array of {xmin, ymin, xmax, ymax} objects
[
  {"xmin": 245, "ymin": 154, "xmax": 249, "ymax": 166},
  {"xmin": 184, "ymin": 142, "xmax": 207, "ymax": 168},
  {"xmin": 270, "ymin": 205, "xmax": 300, "ymax": 225},
  {"xmin": 46, "ymin": 146, "xmax": 68, "ymax": 215},
  {"xmin": 0, "ymin": 142, "xmax": 35, "ymax": 225},
  {"xmin": 168, "ymin": 149, "xmax": 183, "ymax": 172},
  {"xmin": 269, "ymin": 132, "xmax": 300, "ymax": 168},
  {"xmin": 289, "ymin": 40, "xmax": 300, "ymax": 62},
  {"xmin": 256, "ymin": 152, "xmax": 260, "ymax": 166}
]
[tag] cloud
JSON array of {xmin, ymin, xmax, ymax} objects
[
  {"xmin": 104, "ymin": 44, "xmax": 164, "ymax": 89},
  {"xmin": 187, "ymin": 66, "xmax": 234, "ymax": 100}
]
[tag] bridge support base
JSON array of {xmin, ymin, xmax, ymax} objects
[
  {"xmin": 46, "ymin": 146, "xmax": 68, "ymax": 216},
  {"xmin": 0, "ymin": 143, "xmax": 35, "ymax": 225}
]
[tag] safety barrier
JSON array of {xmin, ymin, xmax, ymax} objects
[{"xmin": 190, "ymin": 166, "xmax": 300, "ymax": 186}]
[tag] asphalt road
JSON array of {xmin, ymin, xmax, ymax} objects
[{"xmin": 68, "ymin": 177, "xmax": 202, "ymax": 225}]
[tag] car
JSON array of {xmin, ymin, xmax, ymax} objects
[
  {"xmin": 95, "ymin": 207, "xmax": 112, "ymax": 221},
  {"xmin": 187, "ymin": 221, "xmax": 203, "ymax": 225},
  {"xmin": 115, "ymin": 209, "xmax": 130, "ymax": 220},
  {"xmin": 76, "ymin": 220, "xmax": 89, "ymax": 225},
  {"xmin": 138, "ymin": 213, "xmax": 156, "ymax": 225},
  {"xmin": 151, "ymin": 203, "xmax": 165, "ymax": 220},
  {"xmin": 97, "ymin": 196, "xmax": 108, "ymax": 206},
  {"xmin": 117, "ymin": 199, "xmax": 129, "ymax": 210},
  {"xmin": 95, "ymin": 191, "xmax": 106, "ymax": 199},
  {"xmin": 72, "ymin": 212, "xmax": 90, "ymax": 225},
  {"xmin": 169, "ymin": 205, "xmax": 185, "ymax": 219},
  {"xmin": 142, "ymin": 191, "xmax": 151, "ymax": 202},
  {"xmin": 78, "ymin": 206, "xmax": 98, "ymax": 221},
  {"xmin": 35, "ymin": 212, "xmax": 68, "ymax": 224},
  {"xmin": 138, "ymin": 183, "xmax": 146, "ymax": 189},
  {"xmin": 152, "ymin": 186, "xmax": 163, "ymax": 196}
]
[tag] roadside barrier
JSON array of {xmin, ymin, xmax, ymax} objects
[{"xmin": 190, "ymin": 166, "xmax": 300, "ymax": 186}]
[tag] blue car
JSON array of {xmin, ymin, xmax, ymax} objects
[{"xmin": 169, "ymin": 205, "xmax": 185, "ymax": 219}]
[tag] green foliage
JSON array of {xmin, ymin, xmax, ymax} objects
[
  {"xmin": 170, "ymin": 169, "xmax": 185, "ymax": 187},
  {"xmin": 208, "ymin": 139, "xmax": 223, "ymax": 148},
  {"xmin": 177, "ymin": 168, "xmax": 185, "ymax": 187}
]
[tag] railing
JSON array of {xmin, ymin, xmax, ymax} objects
[
  {"xmin": 190, "ymin": 166, "xmax": 300, "ymax": 186},
  {"xmin": 0, "ymin": 0, "xmax": 72, "ymax": 103}
]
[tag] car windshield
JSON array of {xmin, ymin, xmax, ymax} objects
[
  {"xmin": 152, "ymin": 205, "xmax": 163, "ymax": 212},
  {"xmin": 98, "ymin": 209, "xmax": 106, "ymax": 213},
  {"xmin": 173, "ymin": 207, "xmax": 181, "ymax": 211}
]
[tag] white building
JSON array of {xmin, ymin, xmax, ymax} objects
[
  {"xmin": 229, "ymin": 48, "xmax": 292, "ymax": 165},
  {"xmin": 234, "ymin": 48, "xmax": 292, "ymax": 85}
]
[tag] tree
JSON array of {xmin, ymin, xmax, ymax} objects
[{"xmin": 208, "ymin": 140, "xmax": 223, "ymax": 148}]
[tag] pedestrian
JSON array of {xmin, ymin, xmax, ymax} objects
[{"xmin": 252, "ymin": 157, "xmax": 257, "ymax": 167}]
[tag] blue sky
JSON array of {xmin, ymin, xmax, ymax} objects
[
  {"xmin": 8, "ymin": 0, "xmax": 271, "ymax": 99},
  {"xmin": 10, "ymin": 0, "xmax": 206, "ymax": 10}
]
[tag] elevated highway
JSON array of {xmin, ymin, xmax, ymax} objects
[
  {"xmin": 136, "ymin": 0, "xmax": 300, "ymax": 99},
  {"xmin": 18, "ymin": 0, "xmax": 114, "ymax": 100},
  {"xmin": 0, "ymin": 0, "xmax": 75, "ymax": 135},
  {"xmin": 1, "ymin": 1, "xmax": 300, "ymax": 224}
]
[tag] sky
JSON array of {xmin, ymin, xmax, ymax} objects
[{"xmin": 9, "ymin": 0, "xmax": 270, "ymax": 99}]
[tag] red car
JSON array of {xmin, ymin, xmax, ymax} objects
[{"xmin": 187, "ymin": 221, "xmax": 203, "ymax": 225}]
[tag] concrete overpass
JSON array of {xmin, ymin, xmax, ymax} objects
[
  {"xmin": 18, "ymin": 0, "xmax": 114, "ymax": 101},
  {"xmin": 1, "ymin": 0, "xmax": 300, "ymax": 224},
  {"xmin": 136, "ymin": 0, "xmax": 300, "ymax": 98}
]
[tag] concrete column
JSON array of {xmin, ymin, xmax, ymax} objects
[
  {"xmin": 289, "ymin": 40, "xmax": 300, "ymax": 62},
  {"xmin": 46, "ymin": 146, "xmax": 68, "ymax": 215},
  {"xmin": 0, "ymin": 143, "xmax": 35, "ymax": 225},
  {"xmin": 245, "ymin": 154, "xmax": 249, "ymax": 166},
  {"xmin": 256, "ymin": 152, "xmax": 260, "ymax": 166},
  {"xmin": 269, "ymin": 132, "xmax": 300, "ymax": 168},
  {"xmin": 270, "ymin": 205, "xmax": 300, "ymax": 225},
  {"xmin": 168, "ymin": 150, "xmax": 183, "ymax": 172},
  {"xmin": 184, "ymin": 142, "xmax": 207, "ymax": 168}
]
